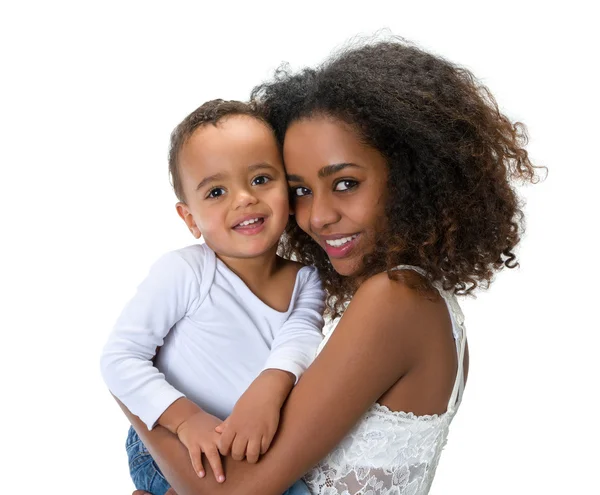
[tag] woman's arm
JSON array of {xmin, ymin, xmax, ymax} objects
[{"xmin": 118, "ymin": 274, "xmax": 425, "ymax": 495}]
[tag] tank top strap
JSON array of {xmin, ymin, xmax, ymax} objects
[
  {"xmin": 390, "ymin": 265, "xmax": 466, "ymax": 414},
  {"xmin": 390, "ymin": 264, "xmax": 428, "ymax": 278},
  {"xmin": 443, "ymin": 292, "xmax": 466, "ymax": 414}
]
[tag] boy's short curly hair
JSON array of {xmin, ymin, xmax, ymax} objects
[
  {"xmin": 169, "ymin": 99, "xmax": 266, "ymax": 202},
  {"xmin": 252, "ymin": 37, "xmax": 542, "ymax": 316}
]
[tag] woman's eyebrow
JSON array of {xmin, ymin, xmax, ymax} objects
[
  {"xmin": 318, "ymin": 163, "xmax": 362, "ymax": 178},
  {"xmin": 287, "ymin": 163, "xmax": 362, "ymax": 183}
]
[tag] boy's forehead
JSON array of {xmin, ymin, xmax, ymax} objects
[
  {"xmin": 192, "ymin": 114, "xmax": 273, "ymax": 142},
  {"xmin": 179, "ymin": 117, "xmax": 282, "ymax": 179}
]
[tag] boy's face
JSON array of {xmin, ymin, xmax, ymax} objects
[{"xmin": 176, "ymin": 115, "xmax": 289, "ymax": 262}]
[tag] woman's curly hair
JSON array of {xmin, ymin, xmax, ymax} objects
[{"xmin": 252, "ymin": 37, "xmax": 543, "ymax": 317}]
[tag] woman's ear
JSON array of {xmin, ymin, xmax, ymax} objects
[{"xmin": 176, "ymin": 202, "xmax": 201, "ymax": 239}]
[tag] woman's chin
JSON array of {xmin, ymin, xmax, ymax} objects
[{"xmin": 330, "ymin": 257, "xmax": 363, "ymax": 277}]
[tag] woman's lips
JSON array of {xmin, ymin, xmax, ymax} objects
[{"xmin": 320, "ymin": 233, "xmax": 360, "ymax": 258}]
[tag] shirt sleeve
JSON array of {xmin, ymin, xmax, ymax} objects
[
  {"xmin": 262, "ymin": 266, "xmax": 325, "ymax": 382},
  {"xmin": 100, "ymin": 251, "xmax": 200, "ymax": 429}
]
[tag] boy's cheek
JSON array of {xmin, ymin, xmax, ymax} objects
[{"xmin": 271, "ymin": 192, "xmax": 291, "ymax": 216}]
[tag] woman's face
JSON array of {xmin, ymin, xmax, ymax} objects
[{"xmin": 284, "ymin": 115, "xmax": 388, "ymax": 276}]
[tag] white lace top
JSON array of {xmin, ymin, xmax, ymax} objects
[{"xmin": 304, "ymin": 266, "xmax": 467, "ymax": 495}]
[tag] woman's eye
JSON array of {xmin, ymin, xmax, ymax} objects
[
  {"xmin": 252, "ymin": 175, "xmax": 271, "ymax": 186},
  {"xmin": 334, "ymin": 179, "xmax": 358, "ymax": 192},
  {"xmin": 207, "ymin": 187, "xmax": 225, "ymax": 199},
  {"xmin": 292, "ymin": 186, "xmax": 311, "ymax": 197}
]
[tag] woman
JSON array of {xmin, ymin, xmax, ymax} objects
[{"xmin": 123, "ymin": 37, "xmax": 537, "ymax": 495}]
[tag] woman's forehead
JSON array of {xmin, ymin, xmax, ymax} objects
[{"xmin": 283, "ymin": 117, "xmax": 387, "ymax": 177}]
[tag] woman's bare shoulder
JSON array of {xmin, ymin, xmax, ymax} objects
[{"xmin": 349, "ymin": 270, "xmax": 445, "ymax": 331}]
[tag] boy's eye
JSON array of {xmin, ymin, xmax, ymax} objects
[
  {"xmin": 292, "ymin": 186, "xmax": 311, "ymax": 197},
  {"xmin": 206, "ymin": 187, "xmax": 225, "ymax": 199},
  {"xmin": 251, "ymin": 175, "xmax": 271, "ymax": 186},
  {"xmin": 334, "ymin": 179, "xmax": 358, "ymax": 192}
]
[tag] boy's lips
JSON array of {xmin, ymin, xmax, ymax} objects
[
  {"xmin": 232, "ymin": 214, "xmax": 267, "ymax": 235},
  {"xmin": 231, "ymin": 214, "xmax": 266, "ymax": 229}
]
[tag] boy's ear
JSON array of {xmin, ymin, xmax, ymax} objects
[{"xmin": 176, "ymin": 202, "xmax": 201, "ymax": 239}]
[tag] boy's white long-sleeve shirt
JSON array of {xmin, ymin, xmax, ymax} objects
[{"xmin": 100, "ymin": 243, "xmax": 324, "ymax": 429}]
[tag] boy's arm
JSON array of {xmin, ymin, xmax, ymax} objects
[
  {"xmin": 102, "ymin": 250, "xmax": 227, "ymax": 480},
  {"xmin": 261, "ymin": 266, "xmax": 325, "ymax": 380},
  {"xmin": 214, "ymin": 267, "xmax": 324, "ymax": 461},
  {"xmin": 240, "ymin": 369, "xmax": 296, "ymax": 411},
  {"xmin": 100, "ymin": 251, "xmax": 199, "ymax": 430}
]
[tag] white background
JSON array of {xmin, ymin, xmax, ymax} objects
[{"xmin": 1, "ymin": 1, "xmax": 598, "ymax": 493}]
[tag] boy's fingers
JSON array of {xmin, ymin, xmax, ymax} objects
[
  {"xmin": 204, "ymin": 445, "xmax": 225, "ymax": 483},
  {"xmin": 231, "ymin": 436, "xmax": 248, "ymax": 462},
  {"xmin": 246, "ymin": 438, "xmax": 261, "ymax": 464},
  {"xmin": 214, "ymin": 419, "xmax": 228, "ymax": 433},
  {"xmin": 218, "ymin": 430, "xmax": 236, "ymax": 456},
  {"xmin": 188, "ymin": 446, "xmax": 205, "ymax": 478},
  {"xmin": 260, "ymin": 434, "xmax": 272, "ymax": 454}
]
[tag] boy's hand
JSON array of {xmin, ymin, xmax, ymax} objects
[
  {"xmin": 215, "ymin": 395, "xmax": 281, "ymax": 463},
  {"xmin": 176, "ymin": 411, "xmax": 225, "ymax": 482},
  {"xmin": 215, "ymin": 369, "xmax": 295, "ymax": 463}
]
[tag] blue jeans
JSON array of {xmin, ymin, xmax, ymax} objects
[{"xmin": 126, "ymin": 426, "xmax": 310, "ymax": 495}]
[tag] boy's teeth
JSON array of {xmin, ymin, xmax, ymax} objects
[
  {"xmin": 325, "ymin": 235, "xmax": 357, "ymax": 247},
  {"xmin": 238, "ymin": 218, "xmax": 260, "ymax": 227}
]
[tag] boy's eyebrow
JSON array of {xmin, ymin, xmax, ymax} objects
[
  {"xmin": 247, "ymin": 162, "xmax": 278, "ymax": 173},
  {"xmin": 196, "ymin": 173, "xmax": 226, "ymax": 191},
  {"xmin": 287, "ymin": 163, "xmax": 362, "ymax": 182},
  {"xmin": 196, "ymin": 163, "xmax": 278, "ymax": 191}
]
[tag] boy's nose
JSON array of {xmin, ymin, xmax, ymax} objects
[{"xmin": 233, "ymin": 189, "xmax": 259, "ymax": 209}]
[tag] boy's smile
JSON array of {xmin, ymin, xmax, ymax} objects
[{"xmin": 175, "ymin": 114, "xmax": 289, "ymax": 265}]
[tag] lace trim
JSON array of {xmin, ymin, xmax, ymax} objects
[
  {"xmin": 370, "ymin": 402, "xmax": 447, "ymax": 421},
  {"xmin": 305, "ymin": 265, "xmax": 464, "ymax": 495}
]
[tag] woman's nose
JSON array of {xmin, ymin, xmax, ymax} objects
[{"xmin": 309, "ymin": 194, "xmax": 341, "ymax": 231}]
